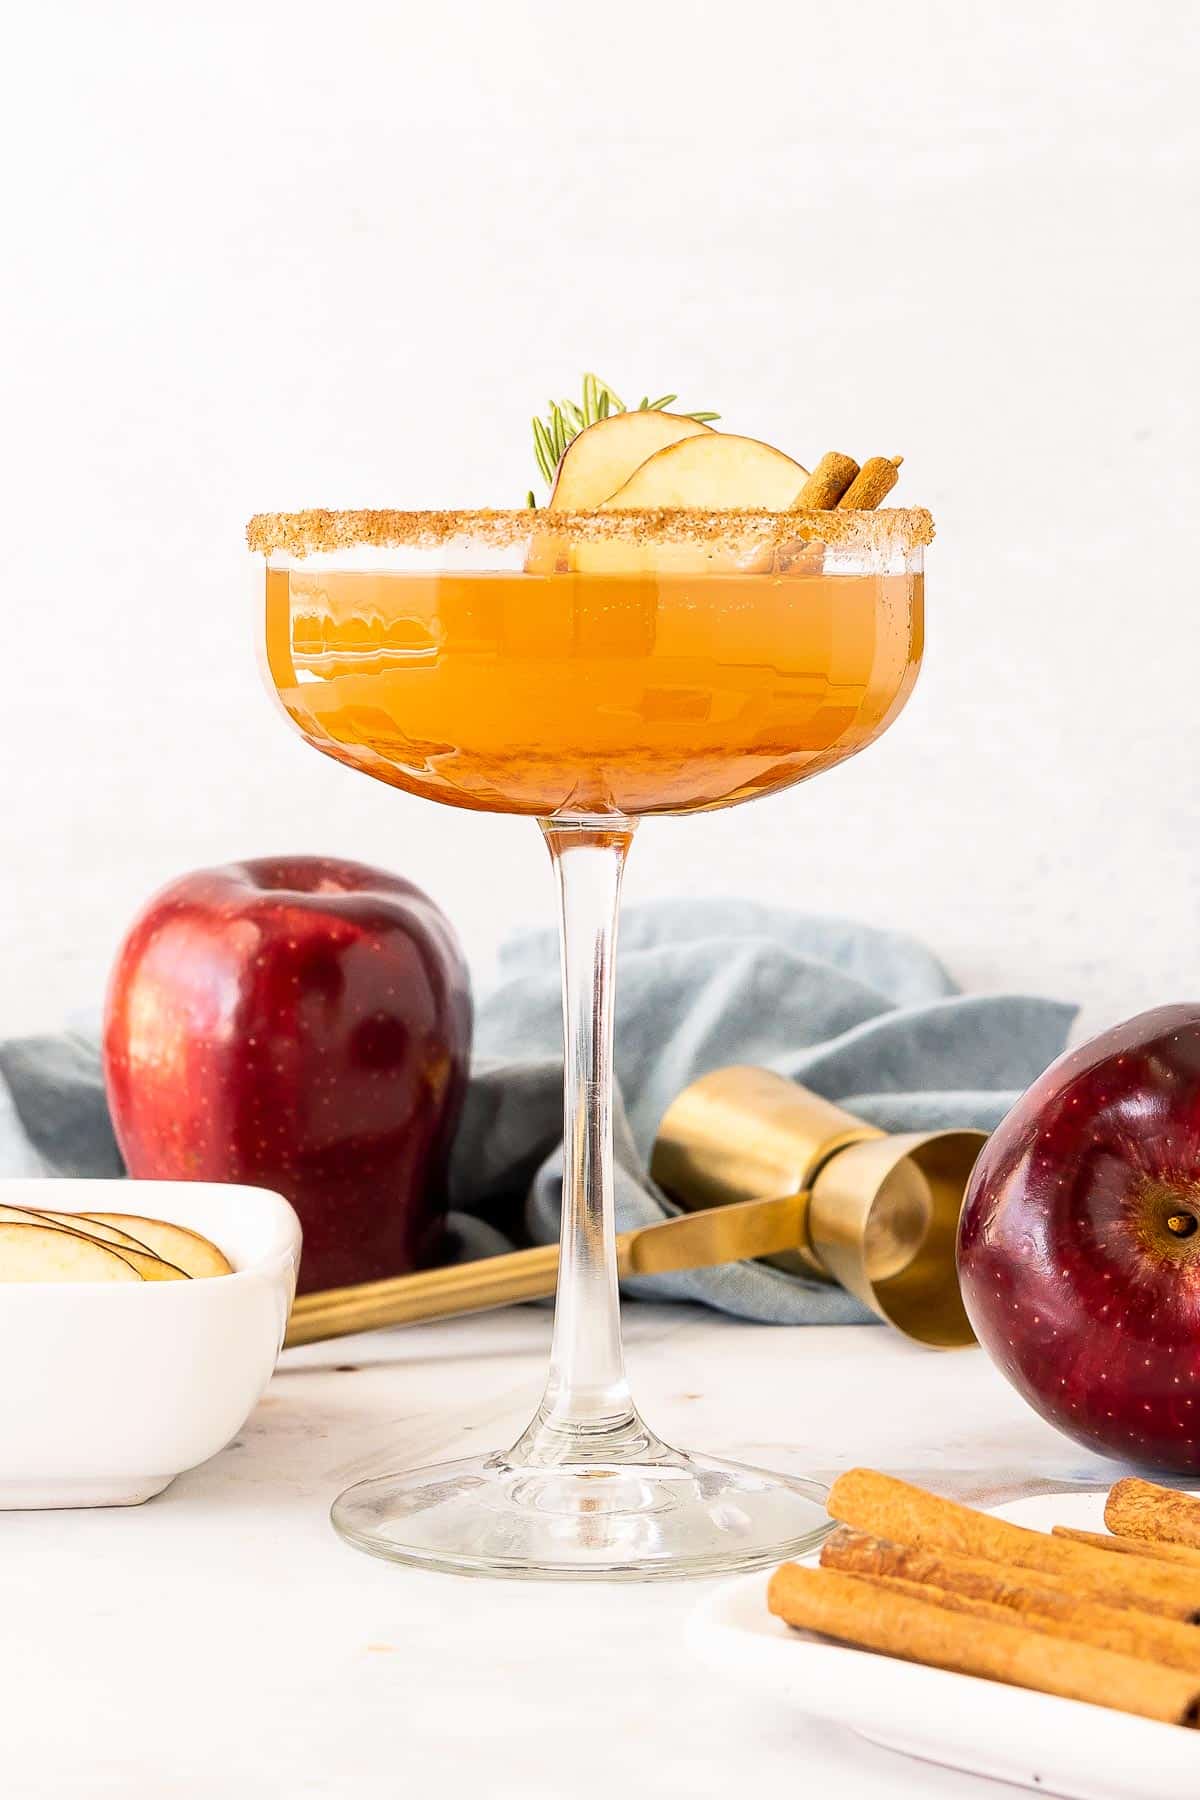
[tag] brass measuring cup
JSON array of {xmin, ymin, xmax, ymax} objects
[{"xmin": 651, "ymin": 1066, "xmax": 984, "ymax": 1348}]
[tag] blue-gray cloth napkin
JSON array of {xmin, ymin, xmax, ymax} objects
[{"xmin": 0, "ymin": 901, "xmax": 1075, "ymax": 1326}]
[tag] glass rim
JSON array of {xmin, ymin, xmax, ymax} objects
[{"xmin": 246, "ymin": 506, "xmax": 933, "ymax": 560}]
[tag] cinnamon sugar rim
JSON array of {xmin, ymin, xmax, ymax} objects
[{"xmin": 246, "ymin": 506, "xmax": 933, "ymax": 559}]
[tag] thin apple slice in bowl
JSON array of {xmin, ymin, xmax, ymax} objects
[
  {"xmin": 571, "ymin": 433, "xmax": 809, "ymax": 575},
  {"xmin": 0, "ymin": 1199, "xmax": 150, "ymax": 1249},
  {"xmin": 78, "ymin": 1239, "xmax": 186, "ymax": 1281},
  {"xmin": 24, "ymin": 1207, "xmax": 154, "ymax": 1252},
  {"xmin": 0, "ymin": 1221, "xmax": 144, "ymax": 1282},
  {"xmin": 82, "ymin": 1213, "xmax": 232, "ymax": 1279},
  {"xmin": 0, "ymin": 1203, "xmax": 187, "ymax": 1280}
]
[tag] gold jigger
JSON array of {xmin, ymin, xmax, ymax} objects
[
  {"xmin": 651, "ymin": 1066, "xmax": 984, "ymax": 1348},
  {"xmin": 283, "ymin": 1067, "xmax": 984, "ymax": 1351}
]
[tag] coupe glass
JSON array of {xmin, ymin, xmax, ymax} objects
[{"xmin": 251, "ymin": 502, "xmax": 930, "ymax": 1579}]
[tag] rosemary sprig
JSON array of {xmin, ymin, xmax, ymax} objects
[{"xmin": 528, "ymin": 373, "xmax": 719, "ymax": 498}]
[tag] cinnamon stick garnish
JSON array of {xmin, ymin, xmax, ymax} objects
[
  {"xmin": 1055, "ymin": 1524, "xmax": 1200, "ymax": 1571},
  {"xmin": 837, "ymin": 456, "xmax": 901, "ymax": 510},
  {"xmin": 1106, "ymin": 1478, "xmax": 1200, "ymax": 1549},
  {"xmin": 794, "ymin": 452, "xmax": 860, "ymax": 509},
  {"xmin": 827, "ymin": 1469, "xmax": 1200, "ymax": 1622},
  {"xmin": 767, "ymin": 1564, "xmax": 1200, "ymax": 1728},
  {"xmin": 821, "ymin": 1527, "xmax": 1200, "ymax": 1673}
]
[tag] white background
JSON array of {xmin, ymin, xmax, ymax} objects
[{"xmin": 3, "ymin": 0, "xmax": 1197, "ymax": 1037}]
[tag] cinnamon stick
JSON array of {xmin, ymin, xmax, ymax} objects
[
  {"xmin": 1106, "ymin": 1478, "xmax": 1200, "ymax": 1550},
  {"xmin": 793, "ymin": 452, "xmax": 860, "ymax": 509},
  {"xmin": 856, "ymin": 1571, "xmax": 1200, "ymax": 1676},
  {"xmin": 767, "ymin": 1564, "xmax": 1200, "ymax": 1727},
  {"xmin": 1055, "ymin": 1524, "xmax": 1200, "ymax": 1570},
  {"xmin": 826, "ymin": 1469, "xmax": 1200, "ymax": 1622},
  {"xmin": 837, "ymin": 456, "xmax": 901, "ymax": 510},
  {"xmin": 821, "ymin": 1527, "xmax": 1200, "ymax": 1674}
]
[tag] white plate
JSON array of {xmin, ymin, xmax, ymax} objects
[{"xmin": 688, "ymin": 1491, "xmax": 1200, "ymax": 1800}]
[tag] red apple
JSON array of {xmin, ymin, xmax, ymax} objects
[
  {"xmin": 103, "ymin": 857, "xmax": 471, "ymax": 1294},
  {"xmin": 958, "ymin": 1005, "xmax": 1200, "ymax": 1471}
]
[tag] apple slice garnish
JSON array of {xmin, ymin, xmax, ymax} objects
[
  {"xmin": 547, "ymin": 410, "xmax": 715, "ymax": 511},
  {"xmin": 527, "ymin": 410, "xmax": 718, "ymax": 575},
  {"xmin": 572, "ymin": 433, "xmax": 808, "ymax": 574},
  {"xmin": 82, "ymin": 1213, "xmax": 232, "ymax": 1278},
  {"xmin": 599, "ymin": 432, "xmax": 807, "ymax": 509},
  {"xmin": 0, "ymin": 1220, "xmax": 143, "ymax": 1282}
]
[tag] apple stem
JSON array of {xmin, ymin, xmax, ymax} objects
[{"xmin": 1167, "ymin": 1212, "xmax": 1198, "ymax": 1239}]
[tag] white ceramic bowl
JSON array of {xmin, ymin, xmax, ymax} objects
[{"xmin": 0, "ymin": 1178, "xmax": 301, "ymax": 1509}]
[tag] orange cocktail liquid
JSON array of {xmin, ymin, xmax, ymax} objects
[{"xmin": 265, "ymin": 565, "xmax": 923, "ymax": 818}]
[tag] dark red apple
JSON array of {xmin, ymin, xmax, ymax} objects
[
  {"xmin": 103, "ymin": 857, "xmax": 471, "ymax": 1294},
  {"xmin": 958, "ymin": 1004, "xmax": 1200, "ymax": 1471}
]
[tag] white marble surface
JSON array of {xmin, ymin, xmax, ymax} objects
[
  {"xmin": 0, "ymin": 1300, "xmax": 1128, "ymax": 1798},
  {"xmin": 3, "ymin": 2, "xmax": 1199, "ymax": 1043}
]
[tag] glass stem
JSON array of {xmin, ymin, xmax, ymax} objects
[{"xmin": 511, "ymin": 818, "xmax": 655, "ymax": 1467}]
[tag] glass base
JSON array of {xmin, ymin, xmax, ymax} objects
[{"xmin": 330, "ymin": 1440, "xmax": 830, "ymax": 1581}]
